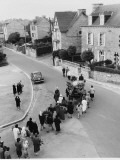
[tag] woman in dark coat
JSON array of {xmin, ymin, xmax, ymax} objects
[
  {"xmin": 15, "ymin": 96, "xmax": 21, "ymax": 110},
  {"xmin": 38, "ymin": 111, "xmax": 45, "ymax": 131},
  {"xmin": 15, "ymin": 138, "xmax": 22, "ymax": 158},
  {"xmin": 13, "ymin": 83, "xmax": 17, "ymax": 96},
  {"xmin": 54, "ymin": 115, "xmax": 61, "ymax": 134},
  {"xmin": 32, "ymin": 133, "xmax": 42, "ymax": 155},
  {"xmin": 67, "ymin": 101, "xmax": 74, "ymax": 118},
  {"xmin": 54, "ymin": 87, "xmax": 60, "ymax": 103},
  {"xmin": 32, "ymin": 121, "xmax": 39, "ymax": 135}
]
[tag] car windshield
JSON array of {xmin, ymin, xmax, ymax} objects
[{"xmin": 33, "ymin": 72, "xmax": 42, "ymax": 77}]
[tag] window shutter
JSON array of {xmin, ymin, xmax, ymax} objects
[
  {"xmin": 98, "ymin": 33, "xmax": 100, "ymax": 46},
  {"xmin": 86, "ymin": 33, "xmax": 88, "ymax": 44},
  {"xmin": 91, "ymin": 33, "xmax": 94, "ymax": 45},
  {"xmin": 97, "ymin": 50, "xmax": 100, "ymax": 61},
  {"xmin": 103, "ymin": 34, "xmax": 105, "ymax": 46}
]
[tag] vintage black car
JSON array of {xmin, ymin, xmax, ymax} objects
[{"xmin": 31, "ymin": 71, "xmax": 44, "ymax": 84}]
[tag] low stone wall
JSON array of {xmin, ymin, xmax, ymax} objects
[{"xmin": 93, "ymin": 71, "xmax": 120, "ymax": 84}]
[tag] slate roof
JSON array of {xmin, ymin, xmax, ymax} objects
[
  {"xmin": 54, "ymin": 12, "xmax": 77, "ymax": 32},
  {"xmin": 90, "ymin": 4, "xmax": 120, "ymax": 27}
]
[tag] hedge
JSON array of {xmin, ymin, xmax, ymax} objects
[
  {"xmin": 36, "ymin": 46, "xmax": 52, "ymax": 56},
  {"xmin": 94, "ymin": 66, "xmax": 120, "ymax": 75}
]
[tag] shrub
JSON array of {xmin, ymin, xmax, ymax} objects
[
  {"xmin": 105, "ymin": 63, "xmax": 115, "ymax": 69},
  {"xmin": 104, "ymin": 59, "xmax": 112, "ymax": 65},
  {"xmin": 94, "ymin": 66, "xmax": 120, "ymax": 75},
  {"xmin": 89, "ymin": 61, "xmax": 104, "ymax": 70},
  {"xmin": 81, "ymin": 50, "xmax": 94, "ymax": 64},
  {"xmin": 59, "ymin": 49, "xmax": 68, "ymax": 60}
]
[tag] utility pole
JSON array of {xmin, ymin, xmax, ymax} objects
[
  {"xmin": 114, "ymin": 52, "xmax": 119, "ymax": 69},
  {"xmin": 24, "ymin": 25, "xmax": 27, "ymax": 54}
]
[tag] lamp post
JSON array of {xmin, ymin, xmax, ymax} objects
[{"xmin": 114, "ymin": 52, "xmax": 119, "ymax": 69}]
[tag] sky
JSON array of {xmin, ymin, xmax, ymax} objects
[{"xmin": 1, "ymin": 0, "xmax": 120, "ymax": 20}]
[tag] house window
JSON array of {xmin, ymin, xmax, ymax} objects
[
  {"xmin": 32, "ymin": 33, "xmax": 35, "ymax": 38},
  {"xmin": 87, "ymin": 33, "xmax": 93, "ymax": 45},
  {"xmin": 99, "ymin": 33, "xmax": 105, "ymax": 46},
  {"xmin": 98, "ymin": 50, "xmax": 105, "ymax": 61}
]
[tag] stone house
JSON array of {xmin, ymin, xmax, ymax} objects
[
  {"xmin": 30, "ymin": 16, "xmax": 51, "ymax": 43},
  {"xmin": 52, "ymin": 10, "xmax": 88, "ymax": 53},
  {"xmin": 81, "ymin": 4, "xmax": 120, "ymax": 63},
  {"xmin": 3, "ymin": 20, "xmax": 28, "ymax": 41},
  {"xmin": 0, "ymin": 24, "xmax": 4, "ymax": 43}
]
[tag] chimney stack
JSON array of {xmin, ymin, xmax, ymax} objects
[{"xmin": 92, "ymin": 3, "xmax": 103, "ymax": 12}]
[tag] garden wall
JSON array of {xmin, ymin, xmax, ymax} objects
[{"xmin": 93, "ymin": 71, "xmax": 120, "ymax": 84}]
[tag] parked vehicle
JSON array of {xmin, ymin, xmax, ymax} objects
[{"xmin": 31, "ymin": 71, "xmax": 44, "ymax": 84}]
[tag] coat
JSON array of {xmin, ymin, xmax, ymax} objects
[
  {"xmin": 54, "ymin": 117, "xmax": 61, "ymax": 131},
  {"xmin": 32, "ymin": 136, "xmax": 41, "ymax": 153},
  {"xmin": 67, "ymin": 103, "xmax": 74, "ymax": 114}
]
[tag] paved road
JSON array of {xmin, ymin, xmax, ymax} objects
[{"xmin": 5, "ymin": 48, "xmax": 120, "ymax": 158}]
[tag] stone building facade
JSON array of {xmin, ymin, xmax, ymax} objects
[
  {"xmin": 52, "ymin": 10, "xmax": 88, "ymax": 53},
  {"xmin": 3, "ymin": 20, "xmax": 27, "ymax": 41},
  {"xmin": 30, "ymin": 16, "xmax": 51, "ymax": 43},
  {"xmin": 81, "ymin": 4, "xmax": 120, "ymax": 63}
]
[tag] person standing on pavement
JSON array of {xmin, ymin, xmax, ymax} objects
[
  {"xmin": 17, "ymin": 82, "xmax": 20, "ymax": 95},
  {"xmin": 46, "ymin": 114, "xmax": 54, "ymax": 132},
  {"xmin": 32, "ymin": 133, "xmax": 42, "ymax": 156},
  {"xmin": 26, "ymin": 117, "xmax": 34, "ymax": 133},
  {"xmin": 65, "ymin": 67, "xmax": 69, "ymax": 77},
  {"xmin": 54, "ymin": 115, "xmax": 61, "ymax": 134},
  {"xmin": 23, "ymin": 140, "xmax": 29, "ymax": 158},
  {"xmin": 12, "ymin": 83, "xmax": 17, "ymax": 96},
  {"xmin": 54, "ymin": 87, "xmax": 60, "ymax": 103},
  {"xmin": 89, "ymin": 85, "xmax": 95, "ymax": 101},
  {"xmin": 62, "ymin": 67, "xmax": 66, "ymax": 77},
  {"xmin": 38, "ymin": 111, "xmax": 45, "ymax": 131},
  {"xmin": 86, "ymin": 92, "xmax": 91, "ymax": 108},
  {"xmin": 15, "ymin": 138, "xmax": 22, "ymax": 158},
  {"xmin": 81, "ymin": 98, "xmax": 87, "ymax": 113},
  {"xmin": 15, "ymin": 96, "xmax": 21, "ymax": 110},
  {"xmin": 76, "ymin": 102, "xmax": 82, "ymax": 119},
  {"xmin": 67, "ymin": 101, "xmax": 74, "ymax": 118},
  {"xmin": 19, "ymin": 80, "xmax": 24, "ymax": 94},
  {"xmin": 32, "ymin": 121, "xmax": 39, "ymax": 135},
  {"xmin": 12, "ymin": 124, "xmax": 20, "ymax": 142}
]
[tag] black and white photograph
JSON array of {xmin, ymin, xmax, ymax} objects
[{"xmin": 0, "ymin": 0, "xmax": 120, "ymax": 159}]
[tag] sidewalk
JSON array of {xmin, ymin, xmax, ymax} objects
[{"xmin": 0, "ymin": 64, "xmax": 32, "ymax": 127}]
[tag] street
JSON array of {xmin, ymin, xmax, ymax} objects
[{"xmin": 2, "ymin": 48, "xmax": 120, "ymax": 158}]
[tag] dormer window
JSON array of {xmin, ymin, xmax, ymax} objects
[
  {"xmin": 88, "ymin": 16, "xmax": 92, "ymax": 25},
  {"xmin": 100, "ymin": 14, "xmax": 104, "ymax": 25}
]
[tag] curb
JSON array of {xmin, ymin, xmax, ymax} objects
[{"xmin": 0, "ymin": 63, "xmax": 34, "ymax": 129}]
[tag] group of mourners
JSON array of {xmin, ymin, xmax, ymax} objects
[
  {"xmin": 12, "ymin": 81, "xmax": 24, "ymax": 110},
  {"xmin": 12, "ymin": 119, "xmax": 43, "ymax": 158},
  {"xmin": 53, "ymin": 84, "xmax": 95, "ymax": 120}
]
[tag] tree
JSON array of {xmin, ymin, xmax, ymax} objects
[
  {"xmin": 67, "ymin": 46, "xmax": 76, "ymax": 62},
  {"xmin": 59, "ymin": 49, "xmax": 68, "ymax": 60},
  {"xmin": 8, "ymin": 32, "xmax": 20, "ymax": 44},
  {"xmin": 81, "ymin": 50, "xmax": 94, "ymax": 64}
]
